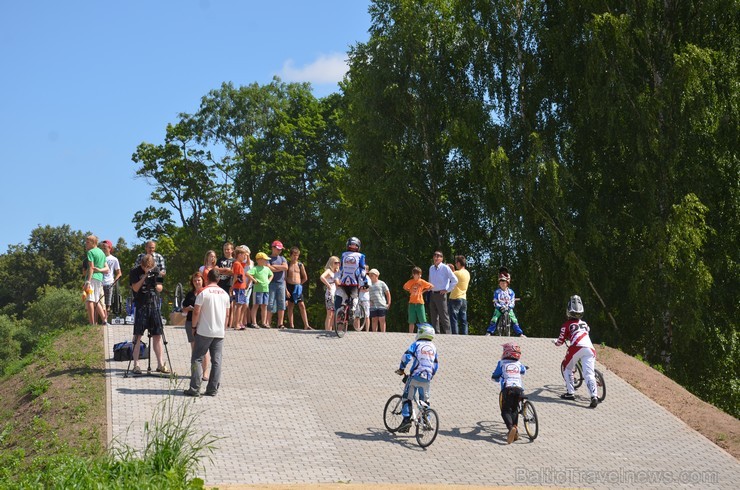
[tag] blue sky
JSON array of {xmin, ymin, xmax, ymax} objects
[{"xmin": 0, "ymin": 0, "xmax": 370, "ymax": 252}]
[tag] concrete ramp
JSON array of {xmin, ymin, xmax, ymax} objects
[{"xmin": 105, "ymin": 325, "xmax": 739, "ymax": 488}]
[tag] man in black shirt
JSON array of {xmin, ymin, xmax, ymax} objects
[
  {"xmin": 129, "ymin": 254, "xmax": 168, "ymax": 374},
  {"xmin": 216, "ymin": 242, "xmax": 235, "ymax": 326}
]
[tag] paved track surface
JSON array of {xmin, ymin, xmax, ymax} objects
[{"xmin": 105, "ymin": 324, "xmax": 739, "ymax": 488}]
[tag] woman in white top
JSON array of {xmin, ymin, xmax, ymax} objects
[{"xmin": 320, "ymin": 256, "xmax": 341, "ymax": 331}]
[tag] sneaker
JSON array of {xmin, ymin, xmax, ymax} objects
[
  {"xmin": 183, "ymin": 388, "xmax": 200, "ymax": 397},
  {"xmin": 590, "ymin": 397, "xmax": 599, "ymax": 408},
  {"xmin": 397, "ymin": 417, "xmax": 412, "ymax": 433},
  {"xmin": 156, "ymin": 364, "xmax": 170, "ymax": 374},
  {"xmin": 261, "ymin": 323, "xmax": 271, "ymax": 329},
  {"xmin": 203, "ymin": 391, "xmax": 218, "ymax": 397},
  {"xmin": 560, "ymin": 393, "xmax": 576, "ymax": 400},
  {"xmin": 507, "ymin": 426, "xmax": 518, "ymax": 444},
  {"xmin": 131, "ymin": 365, "xmax": 142, "ymax": 375}
]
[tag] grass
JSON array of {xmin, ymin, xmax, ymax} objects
[{"xmin": 0, "ymin": 325, "xmax": 215, "ymax": 489}]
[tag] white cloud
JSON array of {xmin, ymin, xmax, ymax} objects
[{"xmin": 280, "ymin": 53, "xmax": 348, "ymax": 85}]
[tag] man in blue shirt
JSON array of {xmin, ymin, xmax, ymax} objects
[{"xmin": 428, "ymin": 251, "xmax": 458, "ymax": 334}]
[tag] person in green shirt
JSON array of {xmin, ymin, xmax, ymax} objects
[
  {"xmin": 246, "ymin": 252, "xmax": 274, "ymax": 328},
  {"xmin": 84, "ymin": 235, "xmax": 109, "ymax": 325}
]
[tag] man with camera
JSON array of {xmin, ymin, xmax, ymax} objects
[{"xmin": 129, "ymin": 254, "xmax": 169, "ymax": 375}]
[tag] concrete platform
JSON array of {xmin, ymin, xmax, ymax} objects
[{"xmin": 105, "ymin": 324, "xmax": 739, "ymax": 488}]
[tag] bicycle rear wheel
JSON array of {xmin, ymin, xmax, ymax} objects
[
  {"xmin": 353, "ymin": 303, "xmax": 366, "ymax": 331},
  {"xmin": 334, "ymin": 305, "xmax": 348, "ymax": 338},
  {"xmin": 521, "ymin": 401, "xmax": 538, "ymax": 440},
  {"xmin": 415, "ymin": 408, "xmax": 439, "ymax": 448},
  {"xmin": 383, "ymin": 394, "xmax": 404, "ymax": 432},
  {"xmin": 595, "ymin": 369, "xmax": 606, "ymax": 402},
  {"xmin": 111, "ymin": 283, "xmax": 123, "ymax": 317}
]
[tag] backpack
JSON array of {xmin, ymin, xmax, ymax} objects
[{"xmin": 113, "ymin": 340, "xmax": 149, "ymax": 361}]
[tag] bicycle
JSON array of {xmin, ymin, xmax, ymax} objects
[
  {"xmin": 383, "ymin": 374, "xmax": 440, "ymax": 448},
  {"xmin": 559, "ymin": 339, "xmax": 606, "ymax": 402},
  {"xmin": 485, "ymin": 299, "xmax": 520, "ymax": 336},
  {"xmin": 334, "ymin": 293, "xmax": 358, "ymax": 338}
]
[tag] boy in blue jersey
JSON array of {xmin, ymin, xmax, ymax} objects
[
  {"xmin": 334, "ymin": 236, "xmax": 367, "ymax": 315},
  {"xmin": 492, "ymin": 342, "xmax": 527, "ymax": 444},
  {"xmin": 397, "ymin": 323, "xmax": 439, "ymax": 433}
]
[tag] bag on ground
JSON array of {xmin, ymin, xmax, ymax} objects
[{"xmin": 113, "ymin": 340, "xmax": 148, "ymax": 361}]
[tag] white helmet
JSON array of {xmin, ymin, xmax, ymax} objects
[
  {"xmin": 416, "ymin": 323, "xmax": 435, "ymax": 341},
  {"xmin": 567, "ymin": 295, "xmax": 584, "ymax": 319}
]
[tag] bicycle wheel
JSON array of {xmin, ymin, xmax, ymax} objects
[
  {"xmin": 495, "ymin": 313, "xmax": 510, "ymax": 336},
  {"xmin": 334, "ymin": 305, "xmax": 348, "ymax": 338},
  {"xmin": 415, "ymin": 407, "xmax": 439, "ymax": 448},
  {"xmin": 383, "ymin": 394, "xmax": 404, "ymax": 432},
  {"xmin": 111, "ymin": 283, "xmax": 122, "ymax": 316},
  {"xmin": 173, "ymin": 282, "xmax": 184, "ymax": 312},
  {"xmin": 561, "ymin": 361, "xmax": 584, "ymax": 390},
  {"xmin": 521, "ymin": 400, "xmax": 539, "ymax": 440},
  {"xmin": 353, "ymin": 304, "xmax": 366, "ymax": 331},
  {"xmin": 125, "ymin": 295, "xmax": 135, "ymax": 317},
  {"xmin": 595, "ymin": 369, "xmax": 606, "ymax": 402}
]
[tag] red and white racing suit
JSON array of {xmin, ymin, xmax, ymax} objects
[{"xmin": 555, "ymin": 319, "xmax": 597, "ymax": 398}]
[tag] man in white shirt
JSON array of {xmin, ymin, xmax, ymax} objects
[
  {"xmin": 184, "ymin": 269, "xmax": 230, "ymax": 397},
  {"xmin": 428, "ymin": 251, "xmax": 458, "ymax": 334}
]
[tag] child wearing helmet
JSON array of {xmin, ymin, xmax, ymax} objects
[
  {"xmin": 492, "ymin": 342, "xmax": 527, "ymax": 444},
  {"xmin": 334, "ymin": 237, "xmax": 367, "ymax": 315},
  {"xmin": 396, "ymin": 323, "xmax": 439, "ymax": 433},
  {"xmin": 486, "ymin": 269, "xmax": 525, "ymax": 336},
  {"xmin": 553, "ymin": 295, "xmax": 599, "ymax": 408}
]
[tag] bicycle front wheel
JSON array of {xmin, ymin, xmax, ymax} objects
[
  {"xmin": 561, "ymin": 362, "xmax": 584, "ymax": 390},
  {"xmin": 415, "ymin": 408, "xmax": 439, "ymax": 448},
  {"xmin": 595, "ymin": 369, "xmax": 606, "ymax": 402},
  {"xmin": 334, "ymin": 306, "xmax": 348, "ymax": 338},
  {"xmin": 521, "ymin": 401, "xmax": 539, "ymax": 440},
  {"xmin": 173, "ymin": 282, "xmax": 184, "ymax": 312},
  {"xmin": 383, "ymin": 394, "xmax": 404, "ymax": 432}
]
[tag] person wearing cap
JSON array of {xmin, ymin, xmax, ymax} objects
[
  {"xmin": 100, "ymin": 239, "xmax": 121, "ymax": 319},
  {"xmin": 266, "ymin": 240, "xmax": 289, "ymax": 328},
  {"xmin": 246, "ymin": 252, "xmax": 273, "ymax": 328},
  {"xmin": 368, "ymin": 268, "xmax": 391, "ymax": 332}
]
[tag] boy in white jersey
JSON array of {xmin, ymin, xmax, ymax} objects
[
  {"xmin": 553, "ymin": 295, "xmax": 599, "ymax": 408},
  {"xmin": 334, "ymin": 236, "xmax": 366, "ymax": 315},
  {"xmin": 396, "ymin": 323, "xmax": 439, "ymax": 433}
]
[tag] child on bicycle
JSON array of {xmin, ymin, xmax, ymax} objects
[
  {"xmin": 397, "ymin": 323, "xmax": 438, "ymax": 433},
  {"xmin": 492, "ymin": 342, "xmax": 527, "ymax": 444},
  {"xmin": 553, "ymin": 294, "xmax": 598, "ymax": 408},
  {"xmin": 334, "ymin": 237, "xmax": 366, "ymax": 318},
  {"xmin": 403, "ymin": 267, "xmax": 434, "ymax": 333},
  {"xmin": 486, "ymin": 269, "xmax": 525, "ymax": 336}
]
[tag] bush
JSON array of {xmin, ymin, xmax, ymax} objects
[
  {"xmin": 24, "ymin": 286, "xmax": 87, "ymax": 335},
  {"xmin": 0, "ymin": 315, "xmax": 26, "ymax": 364}
]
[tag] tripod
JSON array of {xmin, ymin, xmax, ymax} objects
[{"xmin": 124, "ymin": 297, "xmax": 175, "ymax": 378}]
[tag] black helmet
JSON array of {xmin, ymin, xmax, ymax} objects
[
  {"xmin": 567, "ymin": 295, "xmax": 584, "ymax": 319},
  {"xmin": 346, "ymin": 237, "xmax": 361, "ymax": 251}
]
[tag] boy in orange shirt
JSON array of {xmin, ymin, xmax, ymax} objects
[
  {"xmin": 403, "ymin": 267, "xmax": 434, "ymax": 333},
  {"xmin": 230, "ymin": 246, "xmax": 250, "ymax": 330}
]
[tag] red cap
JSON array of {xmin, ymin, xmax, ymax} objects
[
  {"xmin": 271, "ymin": 240, "xmax": 284, "ymax": 250},
  {"xmin": 102, "ymin": 240, "xmax": 114, "ymax": 250}
]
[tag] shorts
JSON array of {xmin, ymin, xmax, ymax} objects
[
  {"xmin": 325, "ymin": 291, "xmax": 335, "ymax": 311},
  {"xmin": 133, "ymin": 302, "xmax": 164, "ymax": 337},
  {"xmin": 233, "ymin": 288, "xmax": 247, "ymax": 305},
  {"xmin": 269, "ymin": 281, "xmax": 286, "ymax": 312},
  {"xmin": 408, "ymin": 303, "xmax": 427, "ymax": 324},
  {"xmin": 254, "ymin": 291, "xmax": 269, "ymax": 305},
  {"xmin": 287, "ymin": 283, "xmax": 303, "ymax": 304},
  {"xmin": 369, "ymin": 308, "xmax": 387, "ymax": 318},
  {"xmin": 185, "ymin": 320, "xmax": 195, "ymax": 343},
  {"xmin": 86, "ymin": 279, "xmax": 104, "ymax": 303}
]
